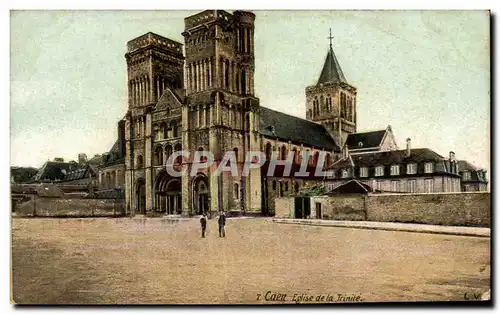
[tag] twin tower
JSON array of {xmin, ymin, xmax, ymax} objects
[
  {"xmin": 123, "ymin": 10, "xmax": 261, "ymax": 215},
  {"xmin": 122, "ymin": 10, "xmax": 357, "ymax": 215}
]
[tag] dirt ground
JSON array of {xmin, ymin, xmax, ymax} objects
[{"xmin": 11, "ymin": 217, "xmax": 490, "ymax": 304}]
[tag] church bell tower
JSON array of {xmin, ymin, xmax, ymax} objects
[{"xmin": 305, "ymin": 29, "xmax": 357, "ymax": 148}]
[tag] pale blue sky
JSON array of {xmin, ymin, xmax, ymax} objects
[{"xmin": 10, "ymin": 10, "xmax": 490, "ymax": 177}]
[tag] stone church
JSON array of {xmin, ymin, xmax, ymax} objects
[
  {"xmin": 98, "ymin": 9, "xmax": 361, "ymax": 216},
  {"xmin": 97, "ymin": 9, "xmax": 486, "ymax": 217}
]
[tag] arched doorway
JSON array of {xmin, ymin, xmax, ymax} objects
[
  {"xmin": 135, "ymin": 179, "xmax": 146, "ymax": 215},
  {"xmin": 155, "ymin": 171, "xmax": 182, "ymax": 215},
  {"xmin": 193, "ymin": 174, "xmax": 210, "ymax": 215}
]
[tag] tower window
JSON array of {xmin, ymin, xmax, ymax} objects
[
  {"xmin": 234, "ymin": 183, "xmax": 239, "ymax": 200},
  {"xmin": 224, "ymin": 59, "xmax": 230, "ymax": 89},
  {"xmin": 241, "ymin": 70, "xmax": 247, "ymax": 95},
  {"xmin": 136, "ymin": 155, "xmax": 144, "ymax": 168}
]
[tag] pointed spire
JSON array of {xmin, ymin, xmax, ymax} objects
[{"xmin": 317, "ymin": 29, "xmax": 347, "ymax": 85}]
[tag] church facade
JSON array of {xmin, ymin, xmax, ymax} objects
[
  {"xmin": 96, "ymin": 9, "xmax": 487, "ymax": 217},
  {"xmin": 106, "ymin": 10, "xmax": 353, "ymax": 216}
]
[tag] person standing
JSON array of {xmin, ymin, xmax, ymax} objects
[
  {"xmin": 200, "ymin": 213, "xmax": 207, "ymax": 238},
  {"xmin": 218, "ymin": 211, "xmax": 226, "ymax": 237}
]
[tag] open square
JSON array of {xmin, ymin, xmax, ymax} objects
[{"xmin": 11, "ymin": 218, "xmax": 490, "ymax": 304}]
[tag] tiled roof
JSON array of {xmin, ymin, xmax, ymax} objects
[
  {"xmin": 63, "ymin": 165, "xmax": 96, "ymax": 182},
  {"xmin": 327, "ymin": 179, "xmax": 373, "ymax": 194},
  {"xmin": 317, "ymin": 46, "xmax": 348, "ymax": 85},
  {"xmin": 328, "ymin": 148, "xmax": 459, "ymax": 178},
  {"xmin": 259, "ymin": 106, "xmax": 340, "ymax": 151},
  {"xmin": 458, "ymin": 160, "xmax": 479, "ymax": 172},
  {"xmin": 349, "ymin": 148, "xmax": 445, "ymax": 167},
  {"xmin": 33, "ymin": 162, "xmax": 72, "ymax": 182},
  {"xmin": 346, "ymin": 130, "xmax": 386, "ymax": 150}
]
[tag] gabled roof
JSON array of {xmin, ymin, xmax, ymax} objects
[
  {"xmin": 346, "ymin": 129, "xmax": 386, "ymax": 150},
  {"xmin": 259, "ymin": 106, "xmax": 340, "ymax": 151},
  {"xmin": 317, "ymin": 46, "xmax": 348, "ymax": 85},
  {"xmin": 154, "ymin": 88, "xmax": 184, "ymax": 112},
  {"xmin": 327, "ymin": 179, "xmax": 373, "ymax": 194}
]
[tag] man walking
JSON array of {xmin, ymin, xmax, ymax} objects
[
  {"xmin": 218, "ymin": 211, "xmax": 226, "ymax": 238},
  {"xmin": 200, "ymin": 213, "xmax": 207, "ymax": 238}
]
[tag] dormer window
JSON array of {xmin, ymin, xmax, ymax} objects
[
  {"xmin": 463, "ymin": 171, "xmax": 471, "ymax": 181},
  {"xmin": 390, "ymin": 165, "xmax": 400, "ymax": 176},
  {"xmin": 360, "ymin": 167, "xmax": 368, "ymax": 178},
  {"xmin": 375, "ymin": 166, "xmax": 384, "ymax": 176},
  {"xmin": 358, "ymin": 142, "xmax": 363, "ymax": 148},
  {"xmin": 424, "ymin": 162, "xmax": 434, "ymax": 174},
  {"xmin": 407, "ymin": 163, "xmax": 417, "ymax": 175}
]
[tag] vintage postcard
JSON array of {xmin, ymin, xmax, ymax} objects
[{"xmin": 10, "ymin": 10, "xmax": 490, "ymax": 304}]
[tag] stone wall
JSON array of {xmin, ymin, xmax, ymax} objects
[
  {"xmin": 366, "ymin": 192, "xmax": 490, "ymax": 227},
  {"xmin": 15, "ymin": 196, "xmax": 125, "ymax": 218},
  {"xmin": 275, "ymin": 192, "xmax": 490, "ymax": 227},
  {"xmin": 275, "ymin": 197, "xmax": 294, "ymax": 218}
]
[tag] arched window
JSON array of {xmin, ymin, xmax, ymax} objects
[
  {"xmin": 280, "ymin": 145, "xmax": 287, "ymax": 160},
  {"xmin": 312, "ymin": 151, "xmax": 319, "ymax": 166},
  {"xmin": 284, "ymin": 182, "xmax": 289, "ymax": 191},
  {"xmin": 165, "ymin": 145, "xmax": 173, "ymax": 161},
  {"xmin": 265, "ymin": 143, "xmax": 272, "ymax": 161},
  {"xmin": 294, "ymin": 181, "xmax": 299, "ymax": 193},
  {"xmin": 224, "ymin": 59, "xmax": 230, "ymax": 89},
  {"xmin": 241, "ymin": 70, "xmax": 247, "ymax": 95},
  {"xmin": 234, "ymin": 183, "xmax": 239, "ymax": 199},
  {"xmin": 320, "ymin": 95, "xmax": 325, "ymax": 111},
  {"xmin": 233, "ymin": 148, "xmax": 239, "ymax": 163},
  {"xmin": 272, "ymin": 180, "xmax": 276, "ymax": 191},
  {"xmin": 137, "ymin": 155, "xmax": 144, "ymax": 168},
  {"xmin": 198, "ymin": 147, "xmax": 207, "ymax": 163},
  {"xmin": 155, "ymin": 146, "xmax": 164, "ymax": 166},
  {"xmin": 292, "ymin": 148, "xmax": 297, "ymax": 164}
]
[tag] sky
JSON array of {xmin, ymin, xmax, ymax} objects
[{"xmin": 10, "ymin": 10, "xmax": 490, "ymax": 177}]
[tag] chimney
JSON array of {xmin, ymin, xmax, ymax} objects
[
  {"xmin": 406, "ymin": 138, "xmax": 411, "ymax": 157},
  {"xmin": 449, "ymin": 151, "xmax": 455, "ymax": 162}
]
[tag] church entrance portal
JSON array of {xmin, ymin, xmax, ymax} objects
[
  {"xmin": 193, "ymin": 175, "xmax": 210, "ymax": 215},
  {"xmin": 155, "ymin": 172, "xmax": 182, "ymax": 215}
]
